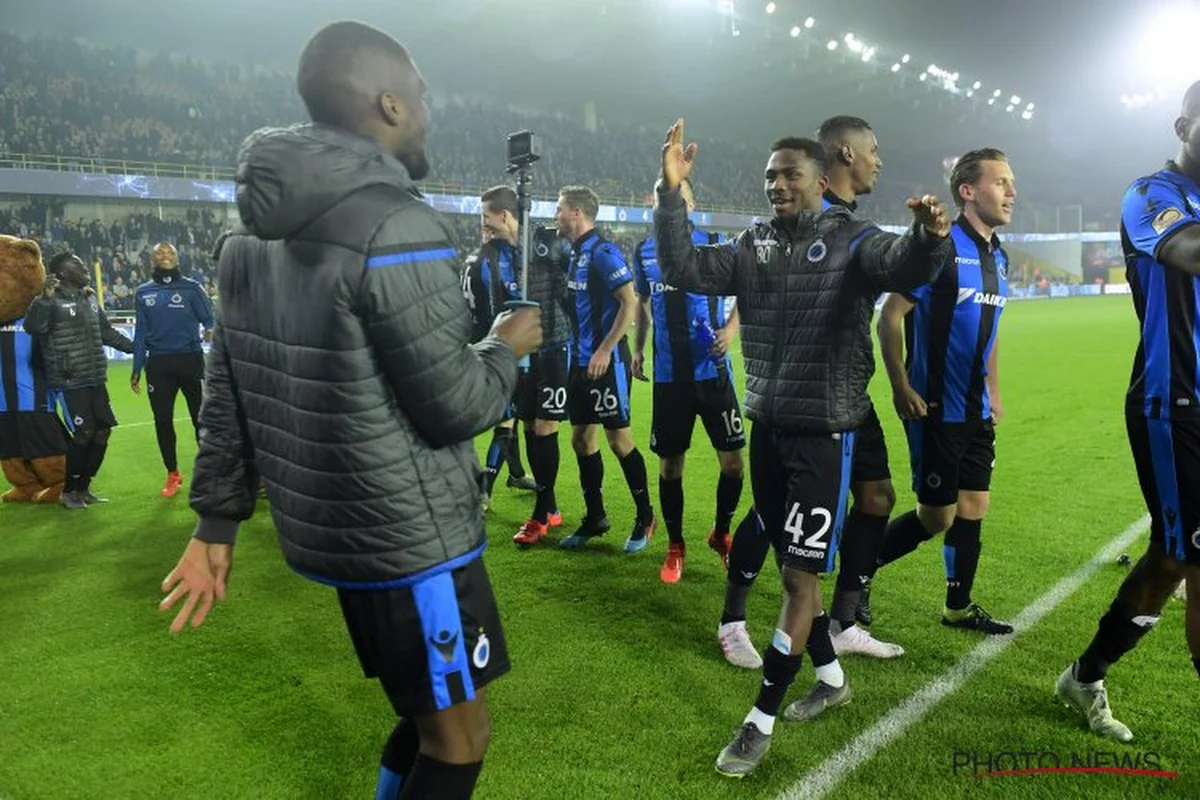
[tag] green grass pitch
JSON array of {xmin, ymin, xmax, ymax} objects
[{"xmin": 1, "ymin": 295, "xmax": 1196, "ymax": 799}]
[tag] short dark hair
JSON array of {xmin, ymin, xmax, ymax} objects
[
  {"xmin": 816, "ymin": 116, "xmax": 873, "ymax": 151},
  {"xmin": 949, "ymin": 147, "xmax": 1008, "ymax": 209},
  {"xmin": 770, "ymin": 137, "xmax": 828, "ymax": 174},
  {"xmin": 296, "ymin": 21, "xmax": 412, "ymax": 129},
  {"xmin": 558, "ymin": 185, "xmax": 600, "ymax": 221},
  {"xmin": 47, "ymin": 250, "xmax": 78, "ymax": 275},
  {"xmin": 481, "ymin": 185, "xmax": 519, "ymax": 218}
]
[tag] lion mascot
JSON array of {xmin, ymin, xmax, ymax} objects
[{"xmin": 0, "ymin": 235, "xmax": 69, "ymax": 502}]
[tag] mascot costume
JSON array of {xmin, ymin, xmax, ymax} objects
[{"xmin": 0, "ymin": 235, "xmax": 69, "ymax": 502}]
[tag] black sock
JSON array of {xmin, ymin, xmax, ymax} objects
[
  {"xmin": 397, "ymin": 755, "xmax": 482, "ymax": 800},
  {"xmin": 65, "ymin": 440, "xmax": 88, "ymax": 493},
  {"xmin": 728, "ymin": 509, "xmax": 771, "ymax": 580},
  {"xmin": 878, "ymin": 510, "xmax": 934, "ymax": 569},
  {"xmin": 1076, "ymin": 606, "xmax": 1160, "ymax": 683},
  {"xmin": 531, "ymin": 431, "xmax": 560, "ymax": 522},
  {"xmin": 660, "ymin": 475, "xmax": 684, "ymax": 545},
  {"xmin": 506, "ymin": 426, "xmax": 526, "ymax": 479},
  {"xmin": 944, "ymin": 517, "xmax": 982, "ymax": 611},
  {"xmin": 376, "ymin": 718, "xmax": 419, "ymax": 799},
  {"xmin": 721, "ymin": 583, "xmax": 752, "ymax": 625},
  {"xmin": 714, "ymin": 471, "xmax": 743, "ymax": 535},
  {"xmin": 832, "ymin": 510, "xmax": 888, "ymax": 627},
  {"xmin": 619, "ymin": 448, "xmax": 653, "ymax": 522},
  {"xmin": 806, "ymin": 613, "xmax": 836, "ymax": 668},
  {"xmin": 754, "ymin": 646, "xmax": 803, "ymax": 718},
  {"xmin": 1193, "ymin": 657, "xmax": 1200, "ymax": 680},
  {"xmin": 85, "ymin": 435, "xmax": 109, "ymax": 487},
  {"xmin": 483, "ymin": 427, "xmax": 512, "ymax": 495},
  {"xmin": 578, "ymin": 451, "xmax": 605, "ymax": 520}
]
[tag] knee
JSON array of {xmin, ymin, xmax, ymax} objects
[
  {"xmin": 606, "ymin": 428, "xmax": 633, "ymax": 458},
  {"xmin": 92, "ymin": 427, "xmax": 111, "ymax": 446},
  {"xmin": 71, "ymin": 427, "xmax": 94, "ymax": 447},
  {"xmin": 660, "ymin": 455, "xmax": 685, "ymax": 481},
  {"xmin": 917, "ymin": 504, "xmax": 955, "ymax": 535},
  {"xmin": 419, "ymin": 700, "xmax": 492, "ymax": 763},
  {"xmin": 854, "ymin": 480, "xmax": 895, "ymax": 517},
  {"xmin": 570, "ymin": 429, "xmax": 591, "ymax": 455},
  {"xmin": 956, "ymin": 492, "xmax": 989, "ymax": 520},
  {"xmin": 717, "ymin": 451, "xmax": 744, "ymax": 479},
  {"xmin": 780, "ymin": 565, "xmax": 816, "ymax": 597}
]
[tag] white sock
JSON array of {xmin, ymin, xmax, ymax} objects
[
  {"xmin": 744, "ymin": 706, "xmax": 775, "ymax": 735},
  {"xmin": 816, "ymin": 659, "xmax": 845, "ymax": 688}
]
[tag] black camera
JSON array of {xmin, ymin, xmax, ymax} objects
[{"xmin": 506, "ymin": 130, "xmax": 541, "ymax": 170}]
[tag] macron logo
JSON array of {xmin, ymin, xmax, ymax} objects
[{"xmin": 955, "ymin": 256, "xmax": 982, "ymax": 266}]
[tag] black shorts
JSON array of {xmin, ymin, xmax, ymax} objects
[
  {"xmin": 1127, "ymin": 413, "xmax": 1200, "ymax": 565},
  {"xmin": 567, "ymin": 340, "xmax": 632, "ymax": 429},
  {"xmin": 59, "ymin": 385, "xmax": 118, "ymax": 434},
  {"xmin": 851, "ymin": 401, "xmax": 891, "ymax": 484},
  {"xmin": 337, "ymin": 556, "xmax": 510, "ymax": 718},
  {"xmin": 650, "ymin": 376, "xmax": 745, "ymax": 457},
  {"xmin": 750, "ymin": 422, "xmax": 856, "ymax": 574},
  {"xmin": 515, "ymin": 345, "xmax": 570, "ymax": 422},
  {"xmin": 904, "ymin": 416, "xmax": 995, "ymax": 506}
]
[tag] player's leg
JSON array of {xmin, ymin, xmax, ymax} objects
[
  {"xmin": 1056, "ymin": 413, "xmax": 1186, "ymax": 741},
  {"xmin": 147, "ymin": 356, "xmax": 183, "ymax": 496},
  {"xmin": 513, "ymin": 351, "xmax": 568, "ymax": 544},
  {"xmin": 652, "ymin": 381, "xmax": 692, "ymax": 577},
  {"xmin": 179, "ymin": 352, "xmax": 205, "ymax": 442},
  {"xmin": 784, "ymin": 579, "xmax": 852, "ymax": 721},
  {"xmin": 59, "ymin": 388, "xmax": 92, "ymax": 508},
  {"xmin": 698, "ymin": 378, "xmax": 746, "ymax": 564},
  {"xmin": 481, "ymin": 417, "xmax": 515, "ymax": 507},
  {"xmin": 1185, "ymin": 564, "xmax": 1200, "ymax": 679},
  {"xmin": 716, "ymin": 427, "xmax": 851, "ymax": 778},
  {"xmin": 561, "ymin": 364, "xmax": 611, "ymax": 548},
  {"xmin": 875, "ymin": 419, "xmax": 962, "ymax": 569},
  {"xmin": 504, "ymin": 421, "xmax": 535, "ymax": 491},
  {"xmin": 78, "ymin": 386, "xmax": 118, "ymax": 504},
  {"xmin": 602, "ymin": 342, "xmax": 654, "ymax": 550},
  {"xmin": 344, "ymin": 560, "xmax": 508, "ymax": 799},
  {"xmin": 718, "ymin": 508, "xmax": 768, "ymax": 669}
]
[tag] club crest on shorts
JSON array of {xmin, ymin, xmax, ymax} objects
[
  {"xmin": 806, "ymin": 239, "xmax": 827, "ymax": 263},
  {"xmin": 535, "ymin": 242, "xmax": 549, "ymax": 258},
  {"xmin": 927, "ymin": 472, "xmax": 943, "ymax": 489},
  {"xmin": 147, "ymin": 384, "xmax": 155, "ymax": 393},
  {"xmin": 73, "ymin": 415, "xmax": 84, "ymax": 426},
  {"xmin": 473, "ymin": 631, "xmax": 491, "ymax": 669},
  {"xmin": 1192, "ymin": 527, "xmax": 1200, "ymax": 550}
]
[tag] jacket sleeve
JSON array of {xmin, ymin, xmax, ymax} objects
[
  {"xmin": 96, "ymin": 305, "xmax": 134, "ymax": 353},
  {"xmin": 189, "ymin": 320, "xmax": 259, "ymax": 545},
  {"xmin": 851, "ymin": 222, "xmax": 952, "ymax": 294},
  {"xmin": 358, "ymin": 204, "xmax": 519, "ymax": 448},
  {"xmin": 192, "ymin": 282, "xmax": 215, "ymax": 330},
  {"xmin": 460, "ymin": 248, "xmax": 492, "ymax": 344},
  {"xmin": 653, "ymin": 183, "xmax": 744, "ymax": 295},
  {"xmin": 131, "ymin": 290, "xmax": 149, "ymax": 378},
  {"xmin": 23, "ymin": 296, "xmax": 54, "ymax": 334}
]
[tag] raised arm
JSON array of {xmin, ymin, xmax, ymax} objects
[{"xmin": 853, "ymin": 196, "xmax": 952, "ymax": 293}]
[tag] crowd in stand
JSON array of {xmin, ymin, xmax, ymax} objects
[{"xmin": 0, "ymin": 32, "xmax": 807, "ymax": 212}]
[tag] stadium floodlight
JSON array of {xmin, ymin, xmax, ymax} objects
[
  {"xmin": 861, "ymin": 50, "xmax": 871, "ymax": 62},
  {"xmin": 973, "ymin": 80, "xmax": 982, "ymax": 89},
  {"xmin": 901, "ymin": 53, "xmax": 911, "ymax": 63},
  {"xmin": 1026, "ymin": 102, "xmax": 1034, "ymax": 110},
  {"xmin": 804, "ymin": 16, "xmax": 815, "ymax": 27},
  {"xmin": 1133, "ymin": 3, "xmax": 1200, "ymax": 90},
  {"xmin": 1005, "ymin": 104, "xmax": 1014, "ymax": 112},
  {"xmin": 844, "ymin": 32, "xmax": 855, "ymax": 42},
  {"xmin": 919, "ymin": 72, "xmax": 928, "ymax": 81},
  {"xmin": 790, "ymin": 25, "xmax": 800, "ymax": 36},
  {"xmin": 1022, "ymin": 110, "xmax": 1034, "ymax": 120},
  {"xmin": 848, "ymin": 39, "xmax": 864, "ymax": 53},
  {"xmin": 966, "ymin": 89, "xmax": 974, "ymax": 97},
  {"xmin": 765, "ymin": 1, "xmax": 776, "ymax": 12},
  {"xmin": 992, "ymin": 89, "xmax": 1002, "ymax": 97},
  {"xmin": 987, "ymin": 98, "xmax": 995, "ymax": 105},
  {"xmin": 891, "ymin": 63, "xmax": 901, "ymax": 72},
  {"xmin": 1009, "ymin": 94, "xmax": 1021, "ymax": 105},
  {"xmin": 827, "ymin": 39, "xmax": 838, "ymax": 50}
]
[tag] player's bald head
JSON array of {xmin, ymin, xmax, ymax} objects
[
  {"xmin": 296, "ymin": 21, "xmax": 431, "ymax": 179},
  {"xmin": 1183, "ymin": 80, "xmax": 1200, "ymax": 120},
  {"xmin": 297, "ymin": 21, "xmax": 419, "ymax": 130}
]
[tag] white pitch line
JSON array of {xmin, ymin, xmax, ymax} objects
[
  {"xmin": 116, "ymin": 416, "xmax": 190, "ymax": 430},
  {"xmin": 776, "ymin": 514, "xmax": 1151, "ymax": 800}
]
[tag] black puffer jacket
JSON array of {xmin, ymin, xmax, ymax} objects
[
  {"xmin": 190, "ymin": 124, "xmax": 519, "ymax": 586},
  {"xmin": 24, "ymin": 287, "xmax": 133, "ymax": 389},
  {"xmin": 525, "ymin": 226, "xmax": 574, "ymax": 349},
  {"xmin": 654, "ymin": 186, "xmax": 949, "ymax": 433}
]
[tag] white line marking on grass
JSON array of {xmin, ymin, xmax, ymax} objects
[
  {"xmin": 117, "ymin": 416, "xmax": 189, "ymax": 430},
  {"xmin": 777, "ymin": 514, "xmax": 1151, "ymax": 800}
]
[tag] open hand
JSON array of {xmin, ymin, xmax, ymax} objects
[
  {"xmin": 906, "ymin": 195, "xmax": 951, "ymax": 238},
  {"xmin": 160, "ymin": 538, "xmax": 233, "ymax": 635},
  {"xmin": 661, "ymin": 118, "xmax": 698, "ymax": 192}
]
